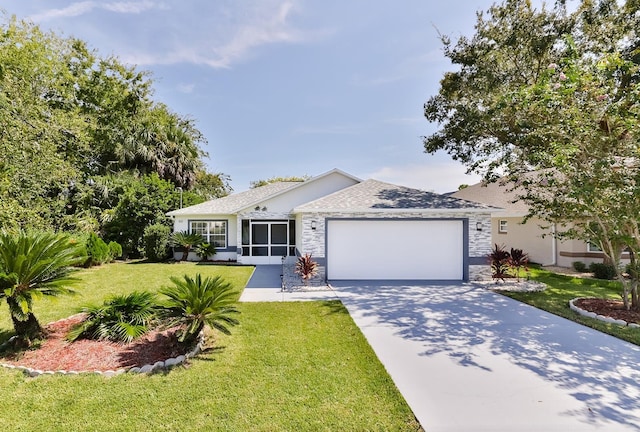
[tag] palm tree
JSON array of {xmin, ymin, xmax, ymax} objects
[
  {"xmin": 0, "ymin": 231, "xmax": 85, "ymax": 343},
  {"xmin": 170, "ymin": 231, "xmax": 203, "ymax": 261},
  {"xmin": 159, "ymin": 274, "xmax": 239, "ymax": 345}
]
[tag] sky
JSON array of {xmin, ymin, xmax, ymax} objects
[{"xmin": 0, "ymin": 0, "xmax": 503, "ymax": 193}]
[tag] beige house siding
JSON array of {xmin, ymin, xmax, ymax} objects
[{"xmin": 492, "ymin": 216, "xmax": 555, "ymax": 266}]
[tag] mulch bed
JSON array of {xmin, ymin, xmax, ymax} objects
[
  {"xmin": 0, "ymin": 315, "xmax": 187, "ymax": 372},
  {"xmin": 574, "ymin": 298, "xmax": 640, "ymax": 325}
]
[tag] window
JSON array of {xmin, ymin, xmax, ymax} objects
[
  {"xmin": 190, "ymin": 220, "xmax": 227, "ymax": 248},
  {"xmin": 498, "ymin": 220, "xmax": 508, "ymax": 233},
  {"xmin": 588, "ymin": 242, "xmax": 602, "ymax": 252}
]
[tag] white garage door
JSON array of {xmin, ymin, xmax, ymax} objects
[{"xmin": 326, "ymin": 219, "xmax": 464, "ymax": 280}]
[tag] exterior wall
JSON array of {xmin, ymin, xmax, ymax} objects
[
  {"xmin": 250, "ymin": 172, "xmax": 359, "ymax": 213},
  {"xmin": 492, "ymin": 216, "xmax": 555, "ymax": 265},
  {"xmin": 556, "ymin": 237, "xmax": 631, "ymax": 268},
  {"xmin": 299, "ymin": 211, "xmax": 493, "ymax": 281},
  {"xmin": 171, "ymin": 214, "xmax": 237, "ymax": 261}
]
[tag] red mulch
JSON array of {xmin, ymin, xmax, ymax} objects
[
  {"xmin": 1, "ymin": 315, "xmax": 188, "ymax": 372},
  {"xmin": 574, "ymin": 298, "xmax": 640, "ymax": 324}
]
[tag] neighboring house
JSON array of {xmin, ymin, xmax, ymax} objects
[
  {"xmin": 167, "ymin": 169, "xmax": 494, "ymax": 281},
  {"xmin": 451, "ymin": 180, "xmax": 627, "ymax": 267}
]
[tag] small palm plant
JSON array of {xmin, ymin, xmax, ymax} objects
[
  {"xmin": 170, "ymin": 231, "xmax": 203, "ymax": 261},
  {"xmin": 295, "ymin": 253, "xmax": 318, "ymax": 286},
  {"xmin": 0, "ymin": 231, "xmax": 85, "ymax": 343},
  {"xmin": 159, "ymin": 274, "xmax": 239, "ymax": 346},
  {"xmin": 67, "ymin": 291, "xmax": 158, "ymax": 343},
  {"xmin": 194, "ymin": 242, "xmax": 216, "ymax": 262}
]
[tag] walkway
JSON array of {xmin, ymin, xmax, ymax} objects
[{"xmin": 239, "ymin": 265, "xmax": 338, "ymax": 302}]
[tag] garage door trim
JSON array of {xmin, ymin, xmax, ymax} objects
[{"xmin": 325, "ymin": 217, "xmax": 469, "ymax": 281}]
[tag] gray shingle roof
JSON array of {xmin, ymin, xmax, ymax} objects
[
  {"xmin": 295, "ymin": 179, "xmax": 495, "ymax": 212},
  {"xmin": 167, "ymin": 181, "xmax": 300, "ymax": 216}
]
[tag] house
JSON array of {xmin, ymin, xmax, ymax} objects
[
  {"xmin": 167, "ymin": 169, "xmax": 494, "ymax": 281},
  {"xmin": 450, "ymin": 180, "xmax": 627, "ymax": 267}
]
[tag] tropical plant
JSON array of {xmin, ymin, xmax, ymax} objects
[
  {"xmin": 143, "ymin": 223, "xmax": 171, "ymax": 262},
  {"xmin": 85, "ymin": 232, "xmax": 111, "ymax": 266},
  {"xmin": 170, "ymin": 231, "xmax": 203, "ymax": 261},
  {"xmin": 194, "ymin": 242, "xmax": 216, "ymax": 262},
  {"xmin": 508, "ymin": 248, "xmax": 529, "ymax": 281},
  {"xmin": 67, "ymin": 291, "xmax": 157, "ymax": 343},
  {"xmin": 159, "ymin": 274, "xmax": 239, "ymax": 345},
  {"xmin": 295, "ymin": 253, "xmax": 318, "ymax": 285},
  {"xmin": 488, "ymin": 244, "xmax": 511, "ymax": 281},
  {"xmin": 0, "ymin": 231, "xmax": 85, "ymax": 342}
]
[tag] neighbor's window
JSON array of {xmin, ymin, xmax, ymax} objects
[
  {"xmin": 190, "ymin": 220, "xmax": 227, "ymax": 248},
  {"xmin": 498, "ymin": 220, "xmax": 508, "ymax": 233},
  {"xmin": 588, "ymin": 242, "xmax": 602, "ymax": 252}
]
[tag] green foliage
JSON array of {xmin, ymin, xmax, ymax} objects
[
  {"xmin": 0, "ymin": 231, "xmax": 85, "ymax": 341},
  {"xmin": 159, "ymin": 274, "xmax": 239, "ymax": 344},
  {"xmin": 194, "ymin": 242, "xmax": 216, "ymax": 261},
  {"xmin": 573, "ymin": 261, "xmax": 588, "ymax": 272},
  {"xmin": 295, "ymin": 253, "xmax": 319, "ymax": 285},
  {"xmin": 108, "ymin": 241, "xmax": 123, "ymax": 261},
  {"xmin": 250, "ymin": 175, "xmax": 310, "ymax": 189},
  {"xmin": 85, "ymin": 233, "xmax": 111, "ymax": 267},
  {"xmin": 143, "ymin": 223, "xmax": 171, "ymax": 262},
  {"xmin": 67, "ymin": 291, "xmax": 157, "ymax": 343},
  {"xmin": 170, "ymin": 231, "xmax": 203, "ymax": 261},
  {"xmin": 589, "ymin": 262, "xmax": 617, "ymax": 280},
  {"xmin": 508, "ymin": 248, "xmax": 529, "ymax": 281}
]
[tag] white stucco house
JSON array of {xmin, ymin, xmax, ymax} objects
[
  {"xmin": 167, "ymin": 169, "xmax": 494, "ymax": 281},
  {"xmin": 451, "ymin": 180, "xmax": 629, "ymax": 267}
]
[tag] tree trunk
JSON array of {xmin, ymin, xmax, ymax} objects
[
  {"xmin": 181, "ymin": 246, "xmax": 190, "ymax": 262},
  {"xmin": 7, "ymin": 298, "xmax": 43, "ymax": 343}
]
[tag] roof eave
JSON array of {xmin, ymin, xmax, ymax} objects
[{"xmin": 293, "ymin": 207, "xmax": 496, "ymax": 214}]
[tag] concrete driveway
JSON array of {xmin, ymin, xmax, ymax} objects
[{"xmin": 331, "ymin": 281, "xmax": 640, "ymax": 432}]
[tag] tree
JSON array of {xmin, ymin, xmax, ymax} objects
[
  {"xmin": 0, "ymin": 231, "xmax": 85, "ymax": 343},
  {"xmin": 249, "ymin": 175, "xmax": 310, "ymax": 188},
  {"xmin": 424, "ymin": 0, "xmax": 640, "ymax": 309},
  {"xmin": 159, "ymin": 274, "xmax": 239, "ymax": 345},
  {"xmin": 170, "ymin": 231, "xmax": 204, "ymax": 262}
]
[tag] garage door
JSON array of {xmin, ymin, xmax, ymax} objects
[{"xmin": 326, "ymin": 219, "xmax": 465, "ymax": 280}]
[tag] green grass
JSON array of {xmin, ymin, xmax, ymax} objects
[
  {"xmin": 0, "ymin": 262, "xmax": 420, "ymax": 431},
  {"xmin": 502, "ymin": 267, "xmax": 640, "ymax": 346}
]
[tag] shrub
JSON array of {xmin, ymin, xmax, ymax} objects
[
  {"xmin": 572, "ymin": 261, "xmax": 587, "ymax": 272},
  {"xmin": 488, "ymin": 244, "xmax": 511, "ymax": 280},
  {"xmin": 86, "ymin": 232, "xmax": 111, "ymax": 266},
  {"xmin": 508, "ymin": 248, "xmax": 529, "ymax": 281},
  {"xmin": 170, "ymin": 231, "xmax": 203, "ymax": 261},
  {"xmin": 159, "ymin": 274, "xmax": 239, "ymax": 345},
  {"xmin": 295, "ymin": 253, "xmax": 319, "ymax": 285},
  {"xmin": 108, "ymin": 241, "xmax": 123, "ymax": 261},
  {"xmin": 143, "ymin": 223, "xmax": 171, "ymax": 262},
  {"xmin": 589, "ymin": 262, "xmax": 617, "ymax": 280},
  {"xmin": 194, "ymin": 242, "xmax": 216, "ymax": 261},
  {"xmin": 67, "ymin": 291, "xmax": 158, "ymax": 343}
]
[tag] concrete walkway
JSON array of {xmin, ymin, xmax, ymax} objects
[
  {"xmin": 240, "ymin": 265, "xmax": 338, "ymax": 302},
  {"xmin": 331, "ymin": 282, "xmax": 640, "ymax": 432}
]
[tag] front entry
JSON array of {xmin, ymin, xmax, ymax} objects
[{"xmin": 241, "ymin": 219, "xmax": 295, "ymax": 264}]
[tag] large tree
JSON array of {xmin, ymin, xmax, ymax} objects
[{"xmin": 424, "ymin": 0, "xmax": 640, "ymax": 308}]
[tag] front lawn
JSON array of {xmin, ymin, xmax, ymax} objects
[
  {"xmin": 0, "ymin": 262, "xmax": 420, "ymax": 431},
  {"xmin": 502, "ymin": 267, "xmax": 640, "ymax": 346}
]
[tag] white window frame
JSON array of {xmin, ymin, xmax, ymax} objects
[
  {"xmin": 190, "ymin": 220, "xmax": 227, "ymax": 249},
  {"xmin": 498, "ymin": 220, "xmax": 508, "ymax": 233}
]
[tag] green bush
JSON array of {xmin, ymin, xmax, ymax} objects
[
  {"xmin": 572, "ymin": 261, "xmax": 587, "ymax": 272},
  {"xmin": 194, "ymin": 242, "xmax": 216, "ymax": 261},
  {"xmin": 589, "ymin": 262, "xmax": 617, "ymax": 280},
  {"xmin": 86, "ymin": 232, "xmax": 111, "ymax": 266},
  {"xmin": 108, "ymin": 241, "xmax": 123, "ymax": 261},
  {"xmin": 67, "ymin": 291, "xmax": 157, "ymax": 343},
  {"xmin": 143, "ymin": 223, "xmax": 171, "ymax": 262}
]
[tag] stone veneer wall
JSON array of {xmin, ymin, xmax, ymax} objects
[{"xmin": 299, "ymin": 211, "xmax": 493, "ymax": 281}]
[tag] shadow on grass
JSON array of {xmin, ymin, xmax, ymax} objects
[{"xmin": 320, "ymin": 300, "xmax": 349, "ymax": 316}]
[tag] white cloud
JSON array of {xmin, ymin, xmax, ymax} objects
[
  {"xmin": 177, "ymin": 83, "xmax": 195, "ymax": 94},
  {"xmin": 367, "ymin": 162, "xmax": 481, "ymax": 194},
  {"xmin": 29, "ymin": 1, "xmax": 156, "ymax": 22}
]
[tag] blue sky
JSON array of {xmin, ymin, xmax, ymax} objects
[{"xmin": 1, "ymin": 0, "xmax": 501, "ymax": 193}]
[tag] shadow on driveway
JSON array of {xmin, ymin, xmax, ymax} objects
[{"xmin": 332, "ymin": 281, "xmax": 640, "ymax": 431}]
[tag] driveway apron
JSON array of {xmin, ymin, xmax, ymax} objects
[{"xmin": 331, "ymin": 282, "xmax": 640, "ymax": 432}]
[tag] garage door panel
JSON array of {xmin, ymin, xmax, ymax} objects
[{"xmin": 327, "ymin": 219, "xmax": 464, "ymax": 280}]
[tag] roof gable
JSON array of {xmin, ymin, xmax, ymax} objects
[{"xmin": 450, "ymin": 180, "xmax": 524, "ymax": 214}]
